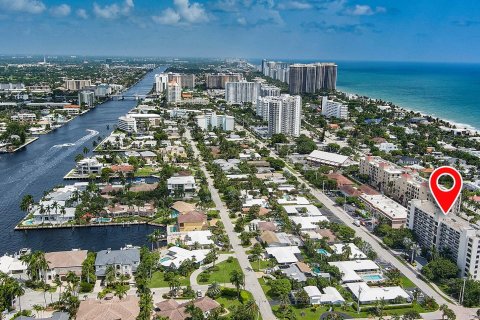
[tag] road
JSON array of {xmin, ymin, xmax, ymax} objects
[
  {"xmin": 239, "ymin": 124, "xmax": 477, "ymax": 320},
  {"xmin": 187, "ymin": 129, "xmax": 276, "ymax": 320}
]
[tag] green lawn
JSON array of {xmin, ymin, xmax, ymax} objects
[
  {"xmin": 197, "ymin": 258, "xmax": 242, "ymax": 284},
  {"xmin": 216, "ymin": 289, "xmax": 262, "ymax": 319},
  {"xmin": 252, "ymin": 259, "xmax": 272, "ymax": 272},
  {"xmin": 400, "ymin": 275, "xmax": 416, "ymax": 289},
  {"xmin": 273, "ymin": 305, "xmax": 332, "ymax": 320},
  {"xmin": 148, "ymin": 271, "xmax": 190, "ymax": 288},
  {"xmin": 135, "ymin": 166, "xmax": 158, "ymax": 177}
]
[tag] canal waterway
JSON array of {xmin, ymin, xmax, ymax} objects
[{"xmin": 0, "ymin": 66, "xmax": 167, "ymax": 254}]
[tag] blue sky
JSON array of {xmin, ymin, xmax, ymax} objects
[{"xmin": 0, "ymin": 0, "xmax": 479, "ymax": 62}]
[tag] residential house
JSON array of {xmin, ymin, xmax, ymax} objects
[
  {"xmin": 95, "ymin": 248, "xmax": 140, "ymax": 278},
  {"xmin": 177, "ymin": 210, "xmax": 207, "ymax": 232},
  {"xmin": 160, "ymin": 246, "xmax": 209, "ymax": 269},
  {"xmin": 44, "ymin": 250, "xmax": 88, "ymax": 283},
  {"xmin": 76, "ymin": 296, "xmax": 139, "ymax": 320},
  {"xmin": 156, "ymin": 297, "xmax": 220, "ymax": 320},
  {"xmin": 167, "ymin": 176, "xmax": 196, "ymax": 196}
]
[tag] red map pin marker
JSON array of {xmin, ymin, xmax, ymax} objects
[{"xmin": 429, "ymin": 166, "xmax": 463, "ymax": 215}]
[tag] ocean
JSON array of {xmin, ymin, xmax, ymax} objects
[
  {"xmin": 336, "ymin": 61, "xmax": 480, "ymax": 130},
  {"xmin": 254, "ymin": 59, "xmax": 480, "ymax": 130}
]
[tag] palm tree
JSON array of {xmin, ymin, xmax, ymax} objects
[
  {"xmin": 83, "ymin": 146, "xmax": 89, "ymax": 155},
  {"xmin": 114, "ymin": 284, "xmax": 128, "ymax": 300},
  {"xmin": 54, "ymin": 275, "xmax": 62, "ymax": 297},
  {"xmin": 243, "ymin": 300, "xmax": 260, "ymax": 319},
  {"xmin": 147, "ymin": 233, "xmax": 156, "ymax": 251},
  {"xmin": 20, "ymin": 194, "xmax": 34, "ymax": 212},
  {"xmin": 32, "ymin": 304, "xmax": 44, "ymax": 318},
  {"xmin": 229, "ymin": 269, "xmax": 244, "ymax": 299},
  {"xmin": 105, "ymin": 265, "xmax": 116, "ymax": 287}
]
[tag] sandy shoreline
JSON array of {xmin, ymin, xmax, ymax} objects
[{"xmin": 339, "ymin": 89, "xmax": 479, "ymax": 133}]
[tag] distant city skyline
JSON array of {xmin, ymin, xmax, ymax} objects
[{"xmin": 0, "ymin": 0, "xmax": 479, "ymax": 62}]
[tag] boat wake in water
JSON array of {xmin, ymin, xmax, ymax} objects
[{"xmin": 0, "ymin": 129, "xmax": 98, "ymax": 189}]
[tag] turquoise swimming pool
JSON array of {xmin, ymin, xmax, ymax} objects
[
  {"xmin": 169, "ymin": 226, "xmax": 179, "ymax": 233},
  {"xmin": 96, "ymin": 217, "xmax": 112, "ymax": 223},
  {"xmin": 362, "ymin": 274, "xmax": 383, "ymax": 281},
  {"xmin": 316, "ymin": 249, "xmax": 329, "ymax": 255},
  {"xmin": 23, "ymin": 219, "xmax": 34, "ymax": 226},
  {"xmin": 160, "ymin": 257, "xmax": 172, "ymax": 263}
]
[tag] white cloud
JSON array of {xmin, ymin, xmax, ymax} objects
[
  {"xmin": 0, "ymin": 0, "xmax": 46, "ymax": 14},
  {"xmin": 347, "ymin": 4, "xmax": 386, "ymax": 16},
  {"xmin": 174, "ymin": 0, "xmax": 209, "ymax": 23},
  {"xmin": 93, "ymin": 0, "xmax": 134, "ymax": 19},
  {"xmin": 76, "ymin": 9, "xmax": 89, "ymax": 19},
  {"xmin": 152, "ymin": 0, "xmax": 208, "ymax": 25},
  {"xmin": 50, "ymin": 4, "xmax": 71, "ymax": 17},
  {"xmin": 152, "ymin": 8, "xmax": 181, "ymax": 25},
  {"xmin": 237, "ymin": 17, "xmax": 247, "ymax": 25},
  {"xmin": 277, "ymin": 1, "xmax": 312, "ymax": 10}
]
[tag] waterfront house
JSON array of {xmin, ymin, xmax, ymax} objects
[
  {"xmin": 170, "ymin": 201, "xmax": 196, "ymax": 217},
  {"xmin": 155, "ymin": 297, "xmax": 220, "ymax": 320},
  {"xmin": 30, "ymin": 185, "xmax": 78, "ymax": 225},
  {"xmin": 177, "ymin": 210, "xmax": 207, "ymax": 232},
  {"xmin": 167, "ymin": 175, "xmax": 196, "ymax": 197},
  {"xmin": 76, "ymin": 157, "xmax": 104, "ymax": 175},
  {"xmin": 95, "ymin": 248, "xmax": 140, "ymax": 278},
  {"xmin": 43, "ymin": 250, "xmax": 88, "ymax": 283},
  {"xmin": 76, "ymin": 296, "xmax": 139, "ymax": 320},
  {"xmin": 0, "ymin": 254, "xmax": 27, "ymax": 276}
]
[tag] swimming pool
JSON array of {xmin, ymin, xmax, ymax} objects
[
  {"xmin": 169, "ymin": 226, "xmax": 179, "ymax": 233},
  {"xmin": 362, "ymin": 274, "xmax": 383, "ymax": 282},
  {"xmin": 316, "ymin": 249, "xmax": 330, "ymax": 255},
  {"xmin": 96, "ymin": 217, "xmax": 112, "ymax": 223},
  {"xmin": 23, "ymin": 219, "xmax": 34, "ymax": 226},
  {"xmin": 160, "ymin": 257, "xmax": 172, "ymax": 263}
]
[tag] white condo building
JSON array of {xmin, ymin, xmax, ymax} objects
[
  {"xmin": 225, "ymin": 81, "xmax": 260, "ymax": 104},
  {"xmin": 78, "ymin": 90, "xmax": 95, "ymax": 108},
  {"xmin": 196, "ymin": 112, "xmax": 235, "ymax": 131},
  {"xmin": 321, "ymin": 97, "xmax": 348, "ymax": 119},
  {"xmin": 155, "ymin": 73, "xmax": 169, "ymax": 93},
  {"xmin": 408, "ymin": 200, "xmax": 480, "ymax": 279},
  {"xmin": 167, "ymin": 81, "xmax": 181, "ymax": 103},
  {"xmin": 257, "ymin": 94, "xmax": 301, "ymax": 137},
  {"xmin": 117, "ymin": 115, "xmax": 137, "ymax": 133}
]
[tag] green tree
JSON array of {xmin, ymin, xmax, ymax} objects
[{"xmin": 229, "ymin": 269, "xmax": 244, "ymax": 299}]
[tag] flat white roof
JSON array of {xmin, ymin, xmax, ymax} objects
[
  {"xmin": 321, "ymin": 287, "xmax": 345, "ymax": 304},
  {"xmin": 360, "ymin": 194, "xmax": 408, "ymax": 220},
  {"xmin": 162, "ymin": 246, "xmax": 209, "ymax": 269},
  {"xmin": 277, "ymin": 196, "xmax": 310, "ymax": 205},
  {"xmin": 290, "ymin": 216, "xmax": 329, "ymax": 230},
  {"xmin": 307, "ymin": 150, "xmax": 349, "ymax": 166},
  {"xmin": 304, "ymin": 285, "xmax": 322, "ymax": 298},
  {"xmin": 266, "ymin": 246, "xmax": 300, "ymax": 264},
  {"xmin": 328, "ymin": 260, "xmax": 379, "ymax": 283},
  {"xmin": 185, "ymin": 230, "xmax": 213, "ymax": 246},
  {"xmin": 331, "ymin": 243, "xmax": 367, "ymax": 259},
  {"xmin": 346, "ymin": 282, "xmax": 410, "ymax": 303},
  {"xmin": 167, "ymin": 176, "xmax": 195, "ymax": 184},
  {"xmin": 283, "ymin": 204, "xmax": 322, "ymax": 216}
]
